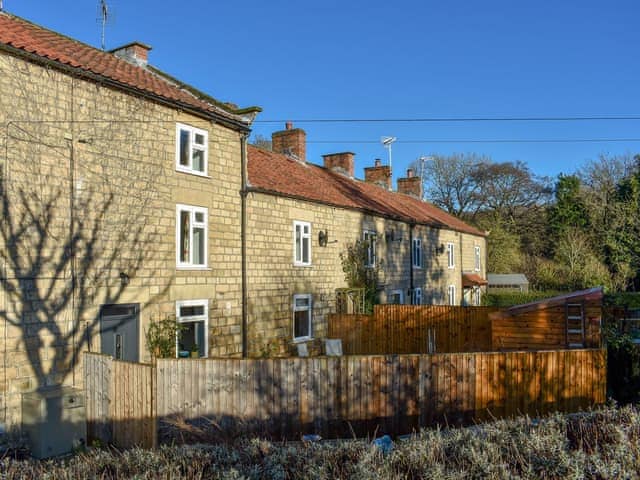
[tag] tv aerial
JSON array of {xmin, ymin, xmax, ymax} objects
[
  {"xmin": 97, "ymin": 0, "xmax": 114, "ymax": 50},
  {"xmin": 381, "ymin": 136, "xmax": 397, "ymax": 171}
]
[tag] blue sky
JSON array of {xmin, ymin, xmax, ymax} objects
[{"xmin": 6, "ymin": 1, "xmax": 640, "ymax": 184}]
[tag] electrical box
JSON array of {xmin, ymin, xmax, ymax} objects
[{"xmin": 22, "ymin": 386, "xmax": 86, "ymax": 459}]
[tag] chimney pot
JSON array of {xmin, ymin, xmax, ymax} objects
[
  {"xmin": 407, "ymin": 168, "xmax": 414, "ymax": 178},
  {"xmin": 374, "ymin": 158, "xmax": 382, "ymax": 167},
  {"xmin": 286, "ymin": 121, "xmax": 293, "ymax": 130}
]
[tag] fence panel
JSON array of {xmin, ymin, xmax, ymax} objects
[
  {"xmin": 84, "ymin": 353, "xmax": 112, "ymax": 444},
  {"xmin": 329, "ymin": 305, "xmax": 499, "ymax": 354},
  {"xmin": 84, "ymin": 353, "xmax": 156, "ymax": 449},
  {"xmin": 87, "ymin": 348, "xmax": 606, "ymax": 447}
]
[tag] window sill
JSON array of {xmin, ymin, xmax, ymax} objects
[
  {"xmin": 175, "ymin": 167, "xmax": 211, "ymax": 179},
  {"xmin": 293, "ymin": 336, "xmax": 313, "ymax": 344},
  {"xmin": 176, "ymin": 266, "xmax": 212, "ymax": 271},
  {"xmin": 293, "ymin": 263, "xmax": 313, "ymax": 268}
]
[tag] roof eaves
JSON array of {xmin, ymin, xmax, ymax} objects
[{"xmin": 245, "ymin": 184, "xmax": 486, "ymax": 236}]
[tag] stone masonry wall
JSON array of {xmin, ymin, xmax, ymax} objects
[
  {"xmin": 0, "ymin": 52, "xmax": 244, "ymax": 427},
  {"xmin": 245, "ymin": 191, "xmax": 486, "ymax": 357}
]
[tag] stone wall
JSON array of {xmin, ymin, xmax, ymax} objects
[
  {"xmin": 0, "ymin": 52, "xmax": 244, "ymax": 426},
  {"xmin": 245, "ymin": 191, "xmax": 486, "ymax": 356}
]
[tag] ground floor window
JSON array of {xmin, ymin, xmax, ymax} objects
[
  {"xmin": 411, "ymin": 287, "xmax": 422, "ymax": 305},
  {"xmin": 448, "ymin": 285, "xmax": 456, "ymax": 306},
  {"xmin": 293, "ymin": 294, "xmax": 312, "ymax": 341},
  {"xmin": 176, "ymin": 299, "xmax": 208, "ymax": 357},
  {"xmin": 473, "ymin": 287, "xmax": 481, "ymax": 306},
  {"xmin": 389, "ymin": 289, "xmax": 404, "ymax": 304}
]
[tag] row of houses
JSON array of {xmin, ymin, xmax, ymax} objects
[{"xmin": 0, "ymin": 12, "xmax": 486, "ymax": 426}]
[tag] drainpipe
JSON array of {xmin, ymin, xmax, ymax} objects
[
  {"xmin": 240, "ymin": 133, "xmax": 248, "ymax": 358},
  {"xmin": 409, "ymin": 223, "xmax": 415, "ymax": 303}
]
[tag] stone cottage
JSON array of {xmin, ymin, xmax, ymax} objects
[
  {"xmin": 245, "ymin": 124, "xmax": 487, "ymax": 355},
  {"xmin": 0, "ymin": 11, "xmax": 258, "ymax": 426},
  {"xmin": 0, "ymin": 12, "xmax": 487, "ymax": 427}
]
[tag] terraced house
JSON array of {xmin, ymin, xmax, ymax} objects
[
  {"xmin": 245, "ymin": 124, "xmax": 487, "ymax": 355},
  {"xmin": 0, "ymin": 12, "xmax": 258, "ymax": 426},
  {"xmin": 0, "ymin": 12, "xmax": 486, "ymax": 427}
]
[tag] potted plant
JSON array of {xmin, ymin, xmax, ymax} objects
[{"xmin": 190, "ymin": 344, "xmax": 200, "ymax": 358}]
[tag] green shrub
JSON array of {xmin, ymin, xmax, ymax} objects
[{"xmin": 482, "ymin": 290, "xmax": 564, "ymax": 307}]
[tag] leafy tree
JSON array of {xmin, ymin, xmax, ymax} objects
[
  {"xmin": 482, "ymin": 221, "xmax": 522, "ymax": 273},
  {"xmin": 547, "ymin": 174, "xmax": 589, "ymax": 243}
]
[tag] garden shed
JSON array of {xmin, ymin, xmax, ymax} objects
[{"xmin": 490, "ymin": 287, "xmax": 603, "ymax": 351}]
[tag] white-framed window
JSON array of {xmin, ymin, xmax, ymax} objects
[
  {"xmin": 176, "ymin": 299, "xmax": 208, "ymax": 358},
  {"xmin": 176, "ymin": 122, "xmax": 208, "ymax": 176},
  {"xmin": 474, "ymin": 246, "xmax": 481, "ymax": 272},
  {"xmin": 473, "ymin": 287, "xmax": 481, "ymax": 306},
  {"xmin": 447, "ymin": 242, "xmax": 455, "ymax": 269},
  {"xmin": 448, "ymin": 285, "xmax": 456, "ymax": 306},
  {"xmin": 411, "ymin": 287, "xmax": 422, "ymax": 305},
  {"xmin": 293, "ymin": 221, "xmax": 312, "ymax": 266},
  {"xmin": 412, "ymin": 238, "xmax": 423, "ymax": 268},
  {"xmin": 293, "ymin": 294, "xmax": 313, "ymax": 341},
  {"xmin": 176, "ymin": 204, "xmax": 208, "ymax": 269},
  {"xmin": 389, "ymin": 289, "xmax": 404, "ymax": 304},
  {"xmin": 363, "ymin": 230, "xmax": 377, "ymax": 267}
]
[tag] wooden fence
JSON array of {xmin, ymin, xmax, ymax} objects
[
  {"xmin": 84, "ymin": 354, "xmax": 156, "ymax": 449},
  {"xmin": 84, "ymin": 348, "xmax": 606, "ymax": 448},
  {"xmin": 328, "ymin": 305, "xmax": 501, "ymax": 354}
]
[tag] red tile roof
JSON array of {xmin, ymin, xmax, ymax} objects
[
  {"xmin": 0, "ymin": 13, "xmax": 254, "ymax": 126},
  {"xmin": 248, "ymin": 146, "xmax": 486, "ymax": 236}
]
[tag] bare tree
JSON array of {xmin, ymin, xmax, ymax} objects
[
  {"xmin": 1, "ymin": 119, "xmax": 170, "ymax": 403},
  {"xmin": 410, "ymin": 153, "xmax": 488, "ymax": 219}
]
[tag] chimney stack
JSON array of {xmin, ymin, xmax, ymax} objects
[
  {"xmin": 364, "ymin": 159, "xmax": 392, "ymax": 190},
  {"xmin": 109, "ymin": 41, "xmax": 152, "ymax": 67},
  {"xmin": 323, "ymin": 152, "xmax": 355, "ymax": 177},
  {"xmin": 272, "ymin": 122, "xmax": 306, "ymax": 161},
  {"xmin": 397, "ymin": 168, "xmax": 422, "ymax": 198}
]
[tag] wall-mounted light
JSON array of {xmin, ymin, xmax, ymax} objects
[
  {"xmin": 435, "ymin": 243, "xmax": 445, "ymax": 255},
  {"xmin": 319, "ymin": 230, "xmax": 328, "ymax": 247},
  {"xmin": 119, "ymin": 272, "xmax": 130, "ymax": 286}
]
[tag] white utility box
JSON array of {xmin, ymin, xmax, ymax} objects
[{"xmin": 22, "ymin": 386, "xmax": 86, "ymax": 458}]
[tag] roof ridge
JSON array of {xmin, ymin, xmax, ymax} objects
[{"xmin": 0, "ymin": 11, "xmax": 260, "ymax": 126}]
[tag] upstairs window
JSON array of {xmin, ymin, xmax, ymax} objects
[
  {"xmin": 363, "ymin": 231, "xmax": 377, "ymax": 267},
  {"xmin": 293, "ymin": 294, "xmax": 312, "ymax": 341},
  {"xmin": 176, "ymin": 300, "xmax": 208, "ymax": 358},
  {"xmin": 293, "ymin": 221, "xmax": 312, "ymax": 266},
  {"xmin": 474, "ymin": 246, "xmax": 481, "ymax": 271},
  {"xmin": 412, "ymin": 238, "xmax": 423, "ymax": 268},
  {"xmin": 176, "ymin": 204, "xmax": 208, "ymax": 268},
  {"xmin": 176, "ymin": 123, "xmax": 208, "ymax": 176},
  {"xmin": 447, "ymin": 242, "xmax": 455, "ymax": 269}
]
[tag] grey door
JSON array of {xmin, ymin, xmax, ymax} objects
[{"xmin": 100, "ymin": 304, "xmax": 139, "ymax": 362}]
